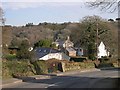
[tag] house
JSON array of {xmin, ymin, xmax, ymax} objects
[
  {"xmin": 65, "ymin": 47, "xmax": 76, "ymax": 57},
  {"xmin": 53, "ymin": 36, "xmax": 74, "ymax": 49},
  {"xmin": 75, "ymin": 48, "xmax": 84, "ymax": 56},
  {"xmin": 63, "ymin": 36, "xmax": 74, "ymax": 48},
  {"xmin": 52, "ymin": 38, "xmax": 64, "ymax": 50},
  {"xmin": 35, "ymin": 47, "xmax": 70, "ymax": 60},
  {"xmin": 53, "ymin": 36, "xmax": 76, "ymax": 56},
  {"xmin": 8, "ymin": 46, "xmax": 20, "ymax": 55},
  {"xmin": 98, "ymin": 41, "xmax": 110, "ymax": 58}
]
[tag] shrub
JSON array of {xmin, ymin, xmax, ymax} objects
[
  {"xmin": 98, "ymin": 62, "xmax": 114, "ymax": 68},
  {"xmin": 2, "ymin": 60, "xmax": 35, "ymax": 79},
  {"xmin": 32, "ymin": 60, "xmax": 48, "ymax": 74},
  {"xmin": 34, "ymin": 39, "xmax": 52, "ymax": 48},
  {"xmin": 45, "ymin": 59, "xmax": 69, "ymax": 73},
  {"xmin": 5, "ymin": 54, "xmax": 16, "ymax": 60},
  {"xmin": 99, "ymin": 57, "xmax": 110, "ymax": 63}
]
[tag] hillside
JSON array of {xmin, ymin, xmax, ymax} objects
[{"xmin": 2, "ymin": 16, "xmax": 118, "ymax": 59}]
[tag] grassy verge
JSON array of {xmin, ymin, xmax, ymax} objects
[
  {"xmin": 2, "ymin": 60, "xmax": 35, "ymax": 79},
  {"xmin": 2, "ymin": 60, "xmax": 49, "ymax": 79}
]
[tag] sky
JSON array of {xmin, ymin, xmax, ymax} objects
[{"xmin": 1, "ymin": 1, "xmax": 118, "ymax": 26}]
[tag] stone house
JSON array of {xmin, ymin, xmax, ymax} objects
[
  {"xmin": 65, "ymin": 47, "xmax": 76, "ymax": 57},
  {"xmin": 53, "ymin": 36, "xmax": 76, "ymax": 57}
]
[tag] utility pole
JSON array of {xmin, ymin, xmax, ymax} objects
[{"xmin": 96, "ymin": 23, "xmax": 98, "ymax": 61}]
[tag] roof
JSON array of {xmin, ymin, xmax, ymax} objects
[
  {"xmin": 8, "ymin": 46, "xmax": 19, "ymax": 50},
  {"xmin": 66, "ymin": 47, "xmax": 76, "ymax": 52},
  {"xmin": 98, "ymin": 42, "xmax": 106, "ymax": 48},
  {"xmin": 35, "ymin": 47, "xmax": 60, "ymax": 58},
  {"xmin": 54, "ymin": 39, "xmax": 65, "ymax": 45}
]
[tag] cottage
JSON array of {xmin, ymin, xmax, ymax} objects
[
  {"xmin": 63, "ymin": 36, "xmax": 74, "ymax": 48},
  {"xmin": 53, "ymin": 36, "xmax": 74, "ymax": 49},
  {"xmin": 65, "ymin": 47, "xmax": 76, "ymax": 57},
  {"xmin": 35, "ymin": 47, "xmax": 70, "ymax": 60},
  {"xmin": 52, "ymin": 39, "xmax": 64, "ymax": 50},
  {"xmin": 8, "ymin": 46, "xmax": 20, "ymax": 55}
]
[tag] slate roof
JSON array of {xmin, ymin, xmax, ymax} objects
[
  {"xmin": 66, "ymin": 47, "xmax": 76, "ymax": 52},
  {"xmin": 35, "ymin": 47, "xmax": 60, "ymax": 58},
  {"xmin": 55, "ymin": 39, "xmax": 65, "ymax": 46}
]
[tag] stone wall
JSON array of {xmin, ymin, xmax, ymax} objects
[{"xmin": 61, "ymin": 61, "xmax": 95, "ymax": 72}]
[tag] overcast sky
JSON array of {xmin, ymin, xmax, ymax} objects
[{"xmin": 2, "ymin": 1, "xmax": 118, "ymax": 26}]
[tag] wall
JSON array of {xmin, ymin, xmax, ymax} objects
[{"xmin": 61, "ymin": 61, "xmax": 95, "ymax": 72}]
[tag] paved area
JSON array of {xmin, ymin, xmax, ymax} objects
[
  {"xmin": 2, "ymin": 68, "xmax": 120, "ymax": 89},
  {"xmin": 1, "ymin": 75, "xmax": 51, "ymax": 88},
  {"xmin": 1, "ymin": 68, "xmax": 99, "ymax": 87}
]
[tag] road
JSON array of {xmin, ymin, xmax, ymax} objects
[{"xmin": 2, "ymin": 68, "xmax": 120, "ymax": 89}]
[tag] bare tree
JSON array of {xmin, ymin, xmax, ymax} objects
[
  {"xmin": 0, "ymin": 7, "xmax": 5, "ymax": 25},
  {"xmin": 86, "ymin": 0, "xmax": 119, "ymax": 13}
]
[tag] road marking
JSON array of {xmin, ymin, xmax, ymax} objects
[
  {"xmin": 45, "ymin": 82, "xmax": 63, "ymax": 88},
  {"xmin": 49, "ymin": 82, "xmax": 62, "ymax": 86}
]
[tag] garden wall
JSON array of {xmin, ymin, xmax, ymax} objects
[{"xmin": 61, "ymin": 61, "xmax": 95, "ymax": 72}]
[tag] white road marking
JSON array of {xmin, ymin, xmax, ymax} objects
[{"xmin": 45, "ymin": 82, "xmax": 63, "ymax": 88}]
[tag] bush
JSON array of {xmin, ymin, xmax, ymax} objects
[
  {"xmin": 34, "ymin": 39, "xmax": 52, "ymax": 48},
  {"xmin": 32, "ymin": 60, "xmax": 48, "ymax": 74},
  {"xmin": 2, "ymin": 60, "xmax": 35, "ymax": 79},
  {"xmin": 16, "ymin": 40, "xmax": 32, "ymax": 59},
  {"xmin": 98, "ymin": 62, "xmax": 114, "ymax": 68},
  {"xmin": 45, "ymin": 59, "xmax": 69, "ymax": 73},
  {"xmin": 5, "ymin": 54, "xmax": 16, "ymax": 60},
  {"xmin": 99, "ymin": 57, "xmax": 110, "ymax": 63},
  {"xmin": 2, "ymin": 61, "xmax": 11, "ymax": 79}
]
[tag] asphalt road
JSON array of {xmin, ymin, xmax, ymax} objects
[{"xmin": 2, "ymin": 68, "xmax": 120, "ymax": 89}]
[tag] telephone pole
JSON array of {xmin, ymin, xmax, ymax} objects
[{"xmin": 96, "ymin": 23, "xmax": 98, "ymax": 61}]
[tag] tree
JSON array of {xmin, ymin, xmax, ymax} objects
[
  {"xmin": 16, "ymin": 39, "xmax": 31, "ymax": 59},
  {"xmin": 34, "ymin": 39, "xmax": 52, "ymax": 48},
  {"xmin": 86, "ymin": 0, "xmax": 119, "ymax": 12},
  {"xmin": 71, "ymin": 15, "xmax": 116, "ymax": 60},
  {"xmin": 108, "ymin": 19, "xmax": 114, "ymax": 22},
  {"xmin": 10, "ymin": 37, "xmax": 22, "ymax": 47},
  {"xmin": 26, "ymin": 23, "xmax": 34, "ymax": 27},
  {"xmin": 0, "ymin": 7, "xmax": 5, "ymax": 25}
]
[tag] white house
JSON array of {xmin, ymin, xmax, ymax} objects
[
  {"xmin": 39, "ymin": 52, "xmax": 70, "ymax": 60},
  {"xmin": 98, "ymin": 42, "xmax": 109, "ymax": 58},
  {"xmin": 35, "ymin": 47, "xmax": 70, "ymax": 60}
]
